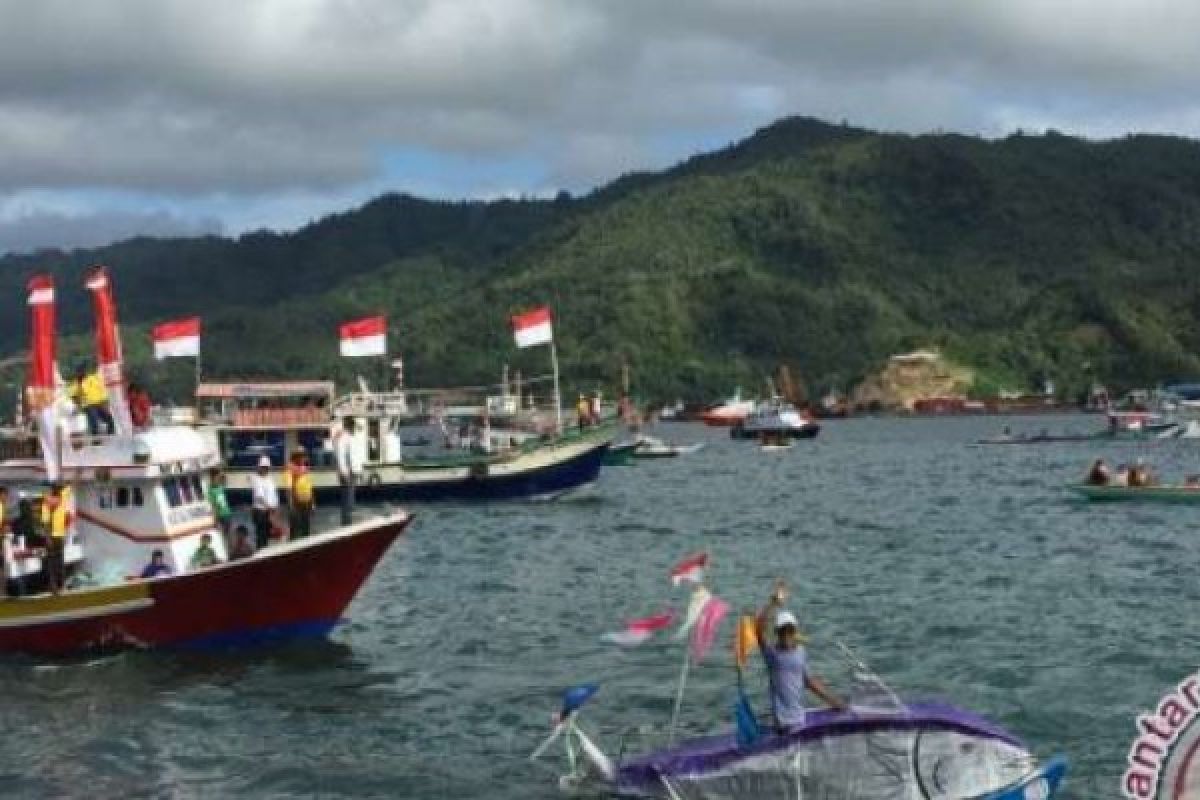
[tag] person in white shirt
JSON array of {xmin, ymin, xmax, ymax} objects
[
  {"xmin": 249, "ymin": 455, "xmax": 279, "ymax": 549},
  {"xmin": 333, "ymin": 417, "xmax": 357, "ymax": 526}
]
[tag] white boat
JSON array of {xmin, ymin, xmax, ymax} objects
[
  {"xmin": 700, "ymin": 389, "xmax": 756, "ymax": 427},
  {"xmin": 632, "ymin": 435, "xmax": 703, "ymax": 459},
  {"xmin": 732, "ymin": 397, "xmax": 821, "ymax": 440}
]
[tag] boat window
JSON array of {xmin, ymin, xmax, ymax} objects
[
  {"xmin": 191, "ymin": 475, "xmax": 204, "ymax": 498},
  {"xmin": 164, "ymin": 478, "xmax": 182, "ymax": 508},
  {"xmin": 116, "ymin": 487, "xmax": 130, "ymax": 507},
  {"xmin": 132, "ymin": 487, "xmax": 144, "ymax": 507},
  {"xmin": 180, "ymin": 476, "xmax": 195, "ymax": 504}
]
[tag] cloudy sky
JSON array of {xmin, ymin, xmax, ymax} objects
[{"xmin": 1, "ymin": 0, "xmax": 1198, "ymax": 253}]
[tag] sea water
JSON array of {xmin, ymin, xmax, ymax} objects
[{"xmin": 0, "ymin": 414, "xmax": 1190, "ymax": 798}]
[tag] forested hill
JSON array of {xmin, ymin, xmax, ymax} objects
[{"xmin": 5, "ymin": 115, "xmax": 1200, "ymax": 403}]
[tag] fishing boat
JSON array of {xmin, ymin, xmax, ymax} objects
[
  {"xmin": 632, "ymin": 436, "xmax": 703, "ymax": 460},
  {"xmin": 700, "ymin": 390, "xmax": 756, "ymax": 427},
  {"xmin": 603, "ymin": 438, "xmax": 641, "ymax": 466},
  {"xmin": 534, "ymin": 673, "xmax": 1067, "ymax": 799},
  {"xmin": 1070, "ymin": 484, "xmax": 1200, "ymax": 504},
  {"xmin": 196, "ymin": 381, "xmax": 614, "ymax": 503},
  {"xmin": 730, "ymin": 397, "xmax": 820, "ymax": 441},
  {"xmin": 0, "ymin": 270, "xmax": 410, "ymax": 656}
]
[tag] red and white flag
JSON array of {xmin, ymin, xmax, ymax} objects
[
  {"xmin": 152, "ymin": 316, "xmax": 201, "ymax": 360},
  {"xmin": 601, "ymin": 611, "xmax": 676, "ymax": 647},
  {"xmin": 512, "ymin": 306, "xmax": 553, "ymax": 348},
  {"xmin": 340, "ymin": 315, "xmax": 387, "ymax": 357},
  {"xmin": 669, "ymin": 552, "xmax": 708, "ymax": 586},
  {"xmin": 26, "ymin": 275, "xmax": 60, "ymax": 481},
  {"xmin": 676, "ymin": 586, "xmax": 730, "ymax": 662},
  {"xmin": 84, "ymin": 266, "xmax": 134, "ymax": 436}
]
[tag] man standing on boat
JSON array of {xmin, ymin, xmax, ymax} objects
[
  {"xmin": 250, "ymin": 456, "xmax": 280, "ymax": 550},
  {"xmin": 756, "ymin": 579, "xmax": 845, "ymax": 731},
  {"xmin": 285, "ymin": 448, "xmax": 315, "ymax": 539},
  {"xmin": 41, "ymin": 484, "xmax": 72, "ymax": 594},
  {"xmin": 334, "ymin": 417, "xmax": 357, "ymax": 526}
]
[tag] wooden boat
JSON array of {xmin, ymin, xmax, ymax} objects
[
  {"xmin": 1070, "ymin": 484, "xmax": 1200, "ymax": 504},
  {"xmin": 195, "ymin": 382, "xmax": 615, "ymax": 502},
  {"xmin": 0, "ymin": 271, "xmax": 410, "ymax": 656}
]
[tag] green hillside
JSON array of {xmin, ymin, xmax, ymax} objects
[{"xmin": 5, "ymin": 116, "xmax": 1200, "ymax": 404}]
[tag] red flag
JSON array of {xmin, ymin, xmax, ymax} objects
[
  {"xmin": 339, "ymin": 315, "xmax": 387, "ymax": 357},
  {"xmin": 670, "ymin": 552, "xmax": 708, "ymax": 586},
  {"xmin": 512, "ymin": 306, "xmax": 553, "ymax": 348},
  {"xmin": 84, "ymin": 265, "xmax": 133, "ymax": 436},
  {"xmin": 602, "ymin": 611, "xmax": 676, "ymax": 647},
  {"xmin": 152, "ymin": 317, "xmax": 201, "ymax": 359}
]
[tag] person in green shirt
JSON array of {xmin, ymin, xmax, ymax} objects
[
  {"xmin": 189, "ymin": 533, "xmax": 221, "ymax": 570},
  {"xmin": 208, "ymin": 469, "xmax": 233, "ymax": 547}
]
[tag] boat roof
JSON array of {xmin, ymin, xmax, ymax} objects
[
  {"xmin": 0, "ymin": 427, "xmax": 219, "ymax": 480},
  {"xmin": 617, "ymin": 702, "xmax": 1022, "ymax": 783},
  {"xmin": 197, "ymin": 381, "xmax": 335, "ymax": 399}
]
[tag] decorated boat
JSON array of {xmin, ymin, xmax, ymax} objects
[
  {"xmin": 0, "ymin": 269, "xmax": 410, "ymax": 656},
  {"xmin": 537, "ymin": 687, "xmax": 1067, "ymax": 799},
  {"xmin": 1070, "ymin": 484, "xmax": 1200, "ymax": 504},
  {"xmin": 730, "ymin": 398, "xmax": 820, "ymax": 441},
  {"xmin": 534, "ymin": 657, "xmax": 1066, "ymax": 800},
  {"xmin": 534, "ymin": 555, "xmax": 1067, "ymax": 800},
  {"xmin": 700, "ymin": 390, "xmax": 756, "ymax": 427},
  {"xmin": 196, "ymin": 380, "xmax": 614, "ymax": 503}
]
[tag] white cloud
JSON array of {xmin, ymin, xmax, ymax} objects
[{"xmin": 2, "ymin": 0, "xmax": 1200, "ymax": 248}]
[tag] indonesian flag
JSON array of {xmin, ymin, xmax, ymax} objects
[
  {"xmin": 512, "ymin": 306, "xmax": 553, "ymax": 348},
  {"xmin": 601, "ymin": 611, "xmax": 676, "ymax": 647},
  {"xmin": 152, "ymin": 316, "xmax": 201, "ymax": 359},
  {"xmin": 339, "ymin": 315, "xmax": 387, "ymax": 357},
  {"xmin": 26, "ymin": 275, "xmax": 60, "ymax": 481},
  {"xmin": 84, "ymin": 266, "xmax": 134, "ymax": 437},
  {"xmin": 669, "ymin": 552, "xmax": 708, "ymax": 586},
  {"xmin": 676, "ymin": 586, "xmax": 730, "ymax": 662}
]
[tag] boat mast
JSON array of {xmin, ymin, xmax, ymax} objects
[{"xmin": 550, "ymin": 340, "xmax": 563, "ymax": 434}]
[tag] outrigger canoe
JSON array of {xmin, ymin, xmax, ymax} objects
[{"xmin": 1070, "ymin": 484, "xmax": 1200, "ymax": 504}]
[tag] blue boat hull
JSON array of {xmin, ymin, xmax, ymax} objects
[{"xmin": 227, "ymin": 441, "xmax": 608, "ymax": 504}]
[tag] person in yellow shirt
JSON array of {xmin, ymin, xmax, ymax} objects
[
  {"xmin": 42, "ymin": 484, "xmax": 71, "ymax": 593},
  {"xmin": 71, "ymin": 366, "xmax": 113, "ymax": 435},
  {"xmin": 285, "ymin": 448, "xmax": 316, "ymax": 539}
]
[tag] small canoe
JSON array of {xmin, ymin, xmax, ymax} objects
[
  {"xmin": 760, "ymin": 443, "xmax": 794, "ymax": 452},
  {"xmin": 1070, "ymin": 484, "xmax": 1200, "ymax": 504},
  {"xmin": 603, "ymin": 440, "xmax": 640, "ymax": 466}
]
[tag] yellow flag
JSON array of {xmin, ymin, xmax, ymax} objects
[{"xmin": 735, "ymin": 616, "xmax": 759, "ymax": 670}]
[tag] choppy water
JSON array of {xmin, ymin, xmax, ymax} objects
[{"xmin": 1, "ymin": 414, "xmax": 1196, "ymax": 798}]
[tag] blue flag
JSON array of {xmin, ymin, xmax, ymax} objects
[{"xmin": 734, "ymin": 687, "xmax": 761, "ymax": 748}]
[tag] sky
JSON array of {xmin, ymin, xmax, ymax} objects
[{"xmin": 2, "ymin": 0, "xmax": 1200, "ymax": 253}]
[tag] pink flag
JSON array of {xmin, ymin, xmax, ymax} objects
[
  {"xmin": 601, "ymin": 611, "xmax": 676, "ymax": 647},
  {"xmin": 689, "ymin": 595, "xmax": 730, "ymax": 663},
  {"xmin": 669, "ymin": 552, "xmax": 708, "ymax": 586}
]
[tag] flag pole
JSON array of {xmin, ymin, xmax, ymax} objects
[
  {"xmin": 549, "ymin": 339, "xmax": 563, "ymax": 435},
  {"xmin": 667, "ymin": 645, "xmax": 690, "ymax": 745}
]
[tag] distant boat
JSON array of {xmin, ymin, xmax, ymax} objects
[
  {"xmin": 731, "ymin": 397, "xmax": 820, "ymax": 440},
  {"xmin": 760, "ymin": 441, "xmax": 795, "ymax": 452},
  {"xmin": 602, "ymin": 439, "xmax": 640, "ymax": 466},
  {"xmin": 700, "ymin": 389, "xmax": 755, "ymax": 427},
  {"xmin": 195, "ymin": 382, "xmax": 614, "ymax": 503},
  {"xmin": 632, "ymin": 435, "xmax": 703, "ymax": 459},
  {"xmin": 1070, "ymin": 484, "xmax": 1200, "ymax": 504}
]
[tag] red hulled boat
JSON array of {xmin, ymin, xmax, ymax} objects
[{"xmin": 0, "ymin": 269, "xmax": 410, "ymax": 656}]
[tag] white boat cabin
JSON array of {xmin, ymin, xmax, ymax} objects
[{"xmin": 0, "ymin": 426, "xmax": 226, "ymax": 591}]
